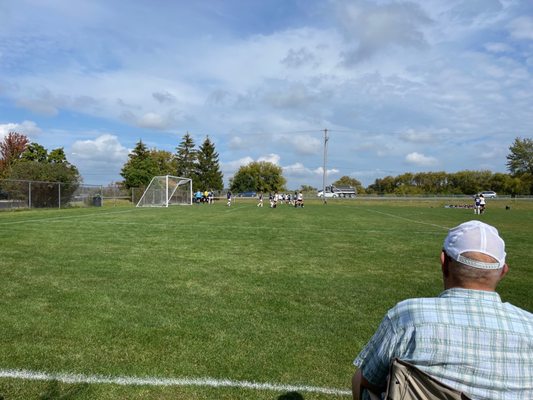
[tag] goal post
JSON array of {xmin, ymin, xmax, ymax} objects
[{"xmin": 136, "ymin": 175, "xmax": 192, "ymax": 207}]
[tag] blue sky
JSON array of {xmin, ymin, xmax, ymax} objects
[{"xmin": 1, "ymin": 0, "xmax": 532, "ymax": 188}]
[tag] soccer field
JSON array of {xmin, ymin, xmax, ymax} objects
[{"xmin": 1, "ymin": 199, "xmax": 531, "ymax": 399}]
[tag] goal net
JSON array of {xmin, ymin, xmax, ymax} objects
[{"xmin": 136, "ymin": 175, "xmax": 192, "ymax": 207}]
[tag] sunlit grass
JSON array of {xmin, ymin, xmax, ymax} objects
[{"xmin": 0, "ymin": 199, "xmax": 531, "ymax": 399}]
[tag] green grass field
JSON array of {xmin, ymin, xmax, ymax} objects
[{"xmin": 1, "ymin": 199, "xmax": 532, "ymax": 399}]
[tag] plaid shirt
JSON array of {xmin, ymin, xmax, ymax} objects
[{"xmin": 354, "ymin": 288, "xmax": 533, "ymax": 400}]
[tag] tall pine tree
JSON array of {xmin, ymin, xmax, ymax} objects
[
  {"xmin": 196, "ymin": 136, "xmax": 223, "ymax": 191},
  {"xmin": 120, "ymin": 140, "xmax": 158, "ymax": 189},
  {"xmin": 175, "ymin": 132, "xmax": 197, "ymax": 179}
]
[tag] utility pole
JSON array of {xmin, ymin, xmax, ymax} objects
[{"xmin": 322, "ymin": 128, "xmax": 329, "ymax": 205}]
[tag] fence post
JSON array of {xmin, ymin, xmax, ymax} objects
[
  {"xmin": 59, "ymin": 183, "xmax": 61, "ymax": 209},
  {"xmin": 28, "ymin": 181, "xmax": 32, "ymax": 209}
]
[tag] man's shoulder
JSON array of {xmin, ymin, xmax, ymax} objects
[
  {"xmin": 385, "ymin": 297, "xmax": 441, "ymax": 323},
  {"xmin": 390, "ymin": 289, "xmax": 499, "ymax": 312},
  {"xmin": 386, "ymin": 291, "xmax": 533, "ymax": 331},
  {"xmin": 500, "ymin": 301, "xmax": 533, "ymax": 326},
  {"xmin": 392, "ymin": 296, "xmax": 439, "ymax": 311},
  {"xmin": 386, "ymin": 292, "xmax": 480, "ymax": 323}
]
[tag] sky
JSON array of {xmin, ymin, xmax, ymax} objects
[{"xmin": 0, "ymin": 0, "xmax": 532, "ymax": 189}]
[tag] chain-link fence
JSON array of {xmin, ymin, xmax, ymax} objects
[
  {"xmin": 0, "ymin": 179, "xmax": 142, "ymax": 210},
  {"xmin": 101, "ymin": 186, "xmax": 144, "ymax": 207}
]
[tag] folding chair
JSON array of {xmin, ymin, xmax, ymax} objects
[{"xmin": 384, "ymin": 359, "xmax": 472, "ymax": 400}]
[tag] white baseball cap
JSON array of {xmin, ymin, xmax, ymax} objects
[{"xmin": 443, "ymin": 220, "xmax": 506, "ymax": 269}]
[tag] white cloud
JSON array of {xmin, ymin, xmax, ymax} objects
[
  {"xmin": 283, "ymin": 163, "xmax": 339, "ymax": 177},
  {"xmin": 281, "ymin": 47, "xmax": 318, "ymax": 68},
  {"xmin": 0, "ymin": 120, "xmax": 42, "ymax": 140},
  {"xmin": 258, "ymin": 153, "xmax": 281, "ymax": 165},
  {"xmin": 400, "ymin": 130, "xmax": 434, "ymax": 143},
  {"xmin": 222, "ymin": 154, "xmax": 285, "ymax": 182},
  {"xmin": 335, "ymin": 0, "xmax": 431, "ymax": 63},
  {"xmin": 16, "ymin": 97, "xmax": 59, "ymax": 116},
  {"xmin": 136, "ymin": 112, "xmax": 172, "ymax": 130},
  {"xmin": 278, "ymin": 134, "xmax": 321, "ymax": 155},
  {"xmin": 118, "ymin": 107, "xmax": 187, "ymax": 130},
  {"xmin": 71, "ymin": 134, "xmax": 128, "ymax": 162},
  {"xmin": 263, "ymin": 84, "xmax": 319, "ymax": 109},
  {"xmin": 0, "ymin": 1, "xmax": 531, "ymax": 189},
  {"xmin": 484, "ymin": 42, "xmax": 513, "ymax": 53},
  {"xmin": 228, "ymin": 136, "xmax": 243, "ymax": 149},
  {"xmin": 283, "ymin": 162, "xmax": 313, "ymax": 177},
  {"xmin": 190, "ymin": 27, "xmax": 338, "ymax": 91},
  {"xmin": 221, "ymin": 156, "xmax": 255, "ymax": 176},
  {"xmin": 206, "ymin": 89, "xmax": 233, "ymax": 107},
  {"xmin": 228, "ymin": 136, "xmax": 256, "ymax": 150},
  {"xmin": 405, "ymin": 152, "xmax": 438, "ymax": 166},
  {"xmin": 69, "ymin": 134, "xmax": 129, "ymax": 185},
  {"xmin": 508, "ymin": 17, "xmax": 533, "ymax": 41},
  {"xmin": 313, "ymin": 166, "xmax": 340, "ymax": 176},
  {"xmin": 152, "ymin": 91, "xmax": 176, "ymax": 104}
]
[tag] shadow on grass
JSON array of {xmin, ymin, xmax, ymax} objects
[
  {"xmin": 277, "ymin": 391, "xmax": 304, "ymax": 400},
  {"xmin": 39, "ymin": 380, "xmax": 89, "ymax": 400}
]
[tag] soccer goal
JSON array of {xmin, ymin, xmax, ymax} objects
[{"xmin": 136, "ymin": 175, "xmax": 192, "ymax": 207}]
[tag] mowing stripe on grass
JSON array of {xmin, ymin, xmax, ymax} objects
[
  {"xmin": 365, "ymin": 208, "xmax": 450, "ymax": 230},
  {"xmin": 0, "ymin": 369, "xmax": 351, "ymax": 396}
]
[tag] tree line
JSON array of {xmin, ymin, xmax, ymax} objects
[
  {"xmin": 364, "ymin": 170, "xmax": 528, "ymax": 195},
  {"xmin": 230, "ymin": 138, "xmax": 533, "ymax": 196},
  {"xmin": 2, "ymin": 132, "xmax": 532, "ymax": 198},
  {"xmin": 121, "ymin": 134, "xmax": 291, "ymax": 194},
  {"xmin": 0, "ymin": 132, "xmax": 81, "ymax": 206},
  {"xmin": 0, "ymin": 132, "xmax": 79, "ymax": 181},
  {"xmin": 363, "ymin": 138, "xmax": 533, "ymax": 195},
  {"xmin": 120, "ymin": 133, "xmax": 224, "ymax": 192}
]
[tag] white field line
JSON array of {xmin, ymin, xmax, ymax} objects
[
  {"xmin": 2, "ymin": 215, "xmax": 446, "ymax": 237},
  {"xmin": 0, "ymin": 369, "xmax": 351, "ymax": 396},
  {"xmin": 4, "ymin": 217, "xmax": 445, "ymax": 237},
  {"xmin": 365, "ymin": 208, "xmax": 450, "ymax": 231},
  {"xmin": 0, "ymin": 205, "xmax": 448, "ymax": 237},
  {"xmin": 222, "ymin": 204, "xmax": 248, "ymax": 213},
  {"xmin": 0, "ymin": 208, "xmax": 141, "ymax": 226}
]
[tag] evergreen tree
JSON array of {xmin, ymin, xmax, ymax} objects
[
  {"xmin": 196, "ymin": 136, "xmax": 223, "ymax": 191},
  {"xmin": 175, "ymin": 132, "xmax": 197, "ymax": 178},
  {"xmin": 507, "ymin": 137, "xmax": 533, "ymax": 194},
  {"xmin": 507, "ymin": 137, "xmax": 533, "ymax": 176},
  {"xmin": 120, "ymin": 140, "xmax": 158, "ymax": 189}
]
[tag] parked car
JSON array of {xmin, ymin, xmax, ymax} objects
[
  {"xmin": 317, "ymin": 190, "xmax": 338, "ymax": 198},
  {"xmin": 238, "ymin": 191, "xmax": 257, "ymax": 197},
  {"xmin": 477, "ymin": 191, "xmax": 497, "ymax": 198},
  {"xmin": 317, "ymin": 185, "xmax": 356, "ymax": 198}
]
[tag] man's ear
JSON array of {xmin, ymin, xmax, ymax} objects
[
  {"xmin": 441, "ymin": 251, "xmax": 449, "ymax": 277},
  {"xmin": 500, "ymin": 264, "xmax": 509, "ymax": 279}
]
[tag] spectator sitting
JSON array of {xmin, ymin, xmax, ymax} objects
[{"xmin": 352, "ymin": 220, "xmax": 533, "ymax": 400}]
